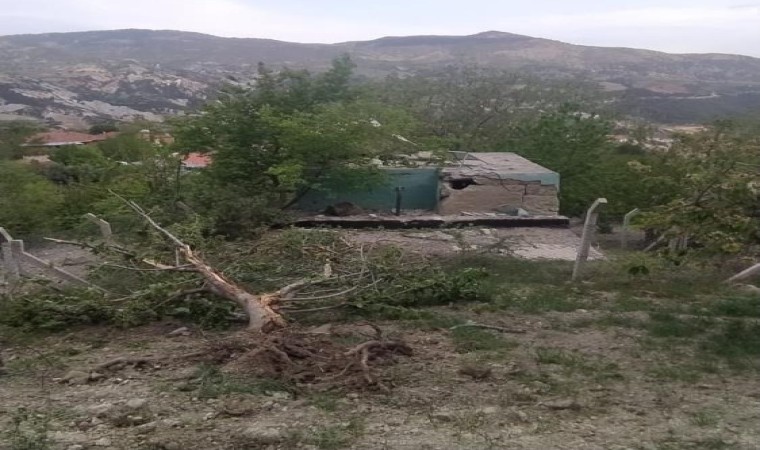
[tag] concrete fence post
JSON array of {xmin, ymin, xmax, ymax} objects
[
  {"xmin": 572, "ymin": 198, "xmax": 607, "ymax": 281},
  {"xmin": 621, "ymin": 208, "xmax": 640, "ymax": 250},
  {"xmin": 0, "ymin": 227, "xmax": 20, "ymax": 286},
  {"xmin": 83, "ymin": 213, "xmax": 113, "ymax": 245}
]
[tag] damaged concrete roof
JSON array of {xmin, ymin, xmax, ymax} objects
[{"xmin": 443, "ymin": 152, "xmax": 559, "ymax": 187}]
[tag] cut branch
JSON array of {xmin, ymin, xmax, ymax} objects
[{"xmin": 112, "ymin": 191, "xmax": 288, "ymax": 332}]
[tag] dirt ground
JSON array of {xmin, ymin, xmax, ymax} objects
[
  {"xmin": 2, "ymin": 304, "xmax": 758, "ymax": 450},
  {"xmin": 2, "ymin": 230, "xmax": 758, "ymax": 450}
]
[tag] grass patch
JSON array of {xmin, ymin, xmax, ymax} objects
[
  {"xmin": 535, "ymin": 347, "xmax": 622, "ymax": 381},
  {"xmin": 193, "ymin": 365, "xmax": 294, "ymax": 399},
  {"xmin": 647, "ymin": 313, "xmax": 713, "ymax": 338},
  {"xmin": 609, "ymin": 295, "xmax": 658, "ymax": 313},
  {"xmin": 689, "ymin": 408, "xmax": 721, "ymax": 427},
  {"xmin": 450, "ymin": 255, "xmax": 571, "ymax": 286},
  {"xmin": 700, "ymin": 320, "xmax": 760, "ymax": 368},
  {"xmin": 4, "ymin": 408, "xmax": 50, "ymax": 450},
  {"xmin": 647, "ymin": 365, "xmax": 704, "ymax": 383},
  {"xmin": 307, "ymin": 419, "xmax": 365, "ymax": 450},
  {"xmin": 308, "ymin": 392, "xmax": 342, "ymax": 412},
  {"xmin": 491, "ymin": 287, "xmax": 586, "ymax": 314},
  {"xmin": 595, "ymin": 313, "xmax": 647, "ymax": 329},
  {"xmin": 589, "ymin": 257, "xmax": 729, "ymax": 301},
  {"xmin": 450, "ymin": 327, "xmax": 518, "ymax": 354},
  {"xmin": 702, "ymin": 295, "xmax": 760, "ymax": 318}
]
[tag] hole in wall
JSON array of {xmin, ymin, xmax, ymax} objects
[{"xmin": 449, "ymin": 178, "xmax": 476, "ymax": 190}]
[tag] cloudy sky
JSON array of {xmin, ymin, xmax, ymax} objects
[{"xmin": 1, "ymin": 0, "xmax": 759, "ymax": 56}]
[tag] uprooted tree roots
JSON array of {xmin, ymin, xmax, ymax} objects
[
  {"xmin": 82, "ymin": 325, "xmax": 413, "ymax": 393},
  {"xmin": 208, "ymin": 326, "xmax": 413, "ymax": 392}
]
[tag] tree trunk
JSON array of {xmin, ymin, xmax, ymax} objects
[{"xmin": 182, "ymin": 249, "xmax": 286, "ymax": 332}]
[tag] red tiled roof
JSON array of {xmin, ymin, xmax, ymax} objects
[
  {"xmin": 182, "ymin": 152, "xmax": 212, "ymax": 168},
  {"xmin": 26, "ymin": 131, "xmax": 119, "ymax": 146}
]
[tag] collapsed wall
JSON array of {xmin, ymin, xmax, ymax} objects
[
  {"xmin": 438, "ymin": 153, "xmax": 560, "ymax": 216},
  {"xmin": 439, "ymin": 176, "xmax": 559, "ymax": 215}
]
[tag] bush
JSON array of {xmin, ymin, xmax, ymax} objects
[{"xmin": 0, "ymin": 289, "xmax": 114, "ymax": 331}]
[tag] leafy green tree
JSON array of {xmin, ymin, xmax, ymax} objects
[
  {"xmin": 97, "ymin": 134, "xmax": 155, "ymax": 162},
  {"xmin": 503, "ymin": 105, "xmax": 622, "ymax": 216},
  {"xmin": 371, "ymin": 67, "xmax": 600, "ymax": 152},
  {"xmin": 88, "ymin": 121, "xmax": 119, "ymax": 134},
  {"xmin": 0, "ymin": 162, "xmax": 64, "ymax": 236},
  {"xmin": 637, "ymin": 121, "xmax": 760, "ymax": 254},
  {"xmin": 0, "ymin": 122, "xmax": 39, "ymax": 160},
  {"xmin": 174, "ymin": 56, "xmax": 416, "ymax": 234}
]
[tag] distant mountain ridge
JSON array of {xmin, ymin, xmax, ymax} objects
[{"xmin": 1, "ymin": 29, "xmax": 759, "ymax": 127}]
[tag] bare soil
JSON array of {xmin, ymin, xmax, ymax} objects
[{"xmin": 2, "ymin": 309, "xmax": 758, "ymax": 450}]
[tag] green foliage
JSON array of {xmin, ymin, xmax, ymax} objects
[
  {"xmin": 0, "ymin": 121, "xmax": 39, "ymax": 160},
  {"xmin": 173, "ymin": 56, "xmax": 418, "ymax": 235},
  {"xmin": 372, "ymin": 67, "xmax": 599, "ymax": 152},
  {"xmin": 701, "ymin": 320, "xmax": 760, "ymax": 360},
  {"xmin": 451, "ymin": 327, "xmax": 517, "ymax": 353},
  {"xmin": 505, "ymin": 105, "xmax": 654, "ymax": 217},
  {"xmin": 646, "ymin": 313, "xmax": 713, "ymax": 338},
  {"xmin": 637, "ymin": 122, "xmax": 760, "ymax": 255},
  {"xmin": 49, "ymin": 145, "xmax": 107, "ymax": 167},
  {"xmin": 307, "ymin": 419, "xmax": 365, "ymax": 450},
  {"xmin": 5, "ymin": 408, "xmax": 50, "ymax": 450},
  {"xmin": 354, "ymin": 263, "xmax": 489, "ymax": 310},
  {"xmin": 0, "ymin": 289, "xmax": 113, "ymax": 331},
  {"xmin": 97, "ymin": 133, "xmax": 156, "ymax": 162},
  {"xmin": 192, "ymin": 365, "xmax": 294, "ymax": 399},
  {"xmin": 88, "ymin": 122, "xmax": 119, "ymax": 134},
  {"xmin": 703, "ymin": 295, "xmax": 760, "ymax": 318},
  {"xmin": 0, "ymin": 161, "xmax": 64, "ymax": 236}
]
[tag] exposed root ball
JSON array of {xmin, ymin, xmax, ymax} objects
[{"xmin": 205, "ymin": 327, "xmax": 413, "ymax": 391}]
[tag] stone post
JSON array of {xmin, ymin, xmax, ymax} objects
[
  {"xmin": 621, "ymin": 208, "xmax": 640, "ymax": 250},
  {"xmin": 572, "ymin": 198, "xmax": 607, "ymax": 281}
]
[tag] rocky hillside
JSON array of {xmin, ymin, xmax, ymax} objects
[{"xmin": 1, "ymin": 29, "xmax": 760, "ymax": 126}]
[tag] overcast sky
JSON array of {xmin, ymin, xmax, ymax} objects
[{"xmin": 1, "ymin": 0, "xmax": 759, "ymax": 56}]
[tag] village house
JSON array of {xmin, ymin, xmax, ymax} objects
[{"xmin": 297, "ymin": 152, "xmax": 561, "ymax": 217}]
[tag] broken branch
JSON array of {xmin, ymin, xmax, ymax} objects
[{"xmin": 450, "ymin": 321, "xmax": 526, "ymax": 334}]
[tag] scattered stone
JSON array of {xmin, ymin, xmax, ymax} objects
[
  {"xmin": 125, "ymin": 398, "xmax": 148, "ymax": 410},
  {"xmin": 168, "ymin": 326, "xmax": 191, "ymax": 337},
  {"xmin": 508, "ymin": 409, "xmax": 529, "ymax": 422},
  {"xmin": 160, "ymin": 418, "xmax": 183, "ymax": 428},
  {"xmin": 543, "ymin": 399, "xmax": 581, "ymax": 411},
  {"xmin": 67, "ymin": 445, "xmax": 85, "ymax": 450},
  {"xmin": 431, "ymin": 410, "xmax": 455, "ymax": 422},
  {"xmin": 51, "ymin": 431, "xmax": 89, "ymax": 444},
  {"xmin": 89, "ymin": 371, "xmax": 106, "ymax": 381},
  {"xmin": 307, "ymin": 323, "xmax": 333, "ymax": 335},
  {"xmin": 145, "ymin": 439, "xmax": 181, "ymax": 450},
  {"xmin": 136, "ymin": 421, "xmax": 157, "ymax": 434},
  {"xmin": 478, "ymin": 406, "xmax": 500, "ymax": 415},
  {"xmin": 87, "ymin": 403, "xmax": 115, "ymax": 417},
  {"xmin": 267, "ymin": 391, "xmax": 291, "ymax": 401},
  {"xmin": 458, "ymin": 364, "xmax": 492, "ymax": 380},
  {"xmin": 94, "ymin": 437, "xmax": 112, "ymax": 447},
  {"xmin": 62, "ymin": 370, "xmax": 90, "ymax": 385},
  {"xmin": 241, "ymin": 426, "xmax": 284, "ymax": 445}
]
